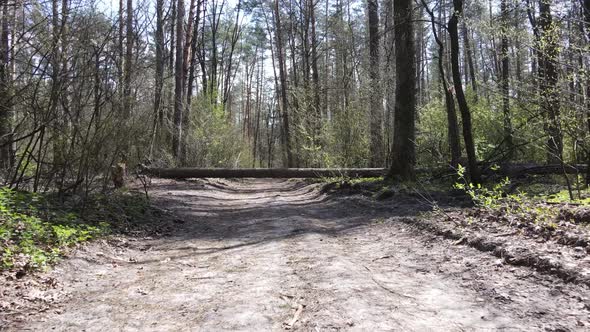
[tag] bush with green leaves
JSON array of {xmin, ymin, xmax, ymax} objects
[
  {"xmin": 453, "ymin": 165, "xmax": 513, "ymax": 209},
  {"xmin": 452, "ymin": 165, "xmax": 567, "ymax": 229}
]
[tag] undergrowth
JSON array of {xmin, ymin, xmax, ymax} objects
[
  {"xmin": 0, "ymin": 187, "xmax": 155, "ymax": 272},
  {"xmin": 318, "ymin": 176, "xmax": 384, "ymax": 186},
  {"xmin": 452, "ymin": 165, "xmax": 588, "ymax": 233}
]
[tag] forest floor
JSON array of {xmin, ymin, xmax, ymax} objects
[{"xmin": 2, "ymin": 178, "xmax": 590, "ymax": 331}]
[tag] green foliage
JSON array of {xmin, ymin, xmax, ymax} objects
[
  {"xmin": 514, "ymin": 175, "xmax": 590, "ymax": 205},
  {"xmin": 186, "ymin": 94, "xmax": 254, "ymax": 167},
  {"xmin": 416, "ymin": 99, "xmax": 448, "ymax": 166},
  {"xmin": 417, "ymin": 89, "xmax": 551, "ymax": 167},
  {"xmin": 545, "ymin": 189, "xmax": 590, "ymax": 205},
  {"xmin": 452, "ymin": 166, "xmax": 566, "ymax": 228},
  {"xmin": 0, "ymin": 187, "xmax": 151, "ymax": 271},
  {"xmin": 319, "ymin": 176, "xmax": 384, "ymax": 186},
  {"xmin": 453, "ymin": 164, "xmax": 513, "ymax": 209},
  {"xmin": 469, "ymin": 94, "xmax": 506, "ymax": 160},
  {"xmin": 0, "ymin": 187, "xmax": 107, "ymax": 270},
  {"xmin": 328, "ymin": 99, "xmax": 370, "ymax": 167}
]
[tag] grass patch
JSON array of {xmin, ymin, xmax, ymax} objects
[
  {"xmin": 543, "ymin": 188, "xmax": 590, "ymax": 205},
  {"xmin": 315, "ymin": 176, "xmax": 384, "ymax": 185},
  {"xmin": 0, "ymin": 187, "xmax": 156, "ymax": 272}
]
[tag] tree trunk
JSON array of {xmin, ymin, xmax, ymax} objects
[
  {"xmin": 383, "ymin": 0, "xmax": 395, "ymax": 164},
  {"xmin": 123, "ymin": 0, "xmax": 133, "ymax": 119},
  {"xmin": 222, "ymin": 0, "xmax": 242, "ymax": 108},
  {"xmin": 118, "ymin": 0, "xmax": 124, "ymax": 95},
  {"xmin": 388, "ymin": 0, "xmax": 416, "ymax": 180},
  {"xmin": 273, "ymin": 0, "xmax": 293, "ymax": 167},
  {"xmin": 500, "ymin": 0, "xmax": 513, "ymax": 158},
  {"xmin": 151, "ymin": 0, "xmax": 165, "ymax": 157},
  {"xmin": 169, "ymin": 0, "xmax": 176, "ymax": 72},
  {"xmin": 461, "ymin": 23, "xmax": 477, "ymax": 96},
  {"xmin": 538, "ymin": 0, "xmax": 562, "ymax": 164},
  {"xmin": 310, "ymin": 0, "xmax": 321, "ymax": 144},
  {"xmin": 186, "ymin": 0, "xmax": 202, "ymax": 108},
  {"xmin": 422, "ymin": 0, "xmax": 461, "ymax": 167},
  {"xmin": 367, "ymin": 0, "xmax": 384, "ymax": 167},
  {"xmin": 172, "ymin": 0, "xmax": 185, "ymax": 160},
  {"xmin": 0, "ymin": 0, "xmax": 13, "ymax": 172},
  {"xmin": 50, "ymin": 0, "xmax": 66, "ymax": 182},
  {"xmin": 583, "ymin": 0, "xmax": 590, "ymax": 185},
  {"xmin": 448, "ymin": 0, "xmax": 481, "ymax": 183},
  {"xmin": 183, "ymin": 0, "xmax": 197, "ymax": 94},
  {"xmin": 210, "ymin": 0, "xmax": 221, "ymax": 102},
  {"xmin": 180, "ymin": 0, "xmax": 198, "ymax": 165}
]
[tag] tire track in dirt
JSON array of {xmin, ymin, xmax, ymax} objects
[
  {"xmin": 7, "ymin": 179, "xmax": 590, "ymax": 331},
  {"xmin": 278, "ymin": 211, "xmax": 518, "ymax": 330}
]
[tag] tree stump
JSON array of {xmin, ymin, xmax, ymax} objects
[{"xmin": 112, "ymin": 163, "xmax": 126, "ymax": 188}]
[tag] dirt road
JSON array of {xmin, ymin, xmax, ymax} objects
[{"xmin": 6, "ymin": 179, "xmax": 590, "ymax": 331}]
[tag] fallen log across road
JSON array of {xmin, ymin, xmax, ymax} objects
[
  {"xmin": 141, "ymin": 164, "xmax": 588, "ymax": 179},
  {"xmin": 142, "ymin": 167, "xmax": 388, "ymax": 179}
]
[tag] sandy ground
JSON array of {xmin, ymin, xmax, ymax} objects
[{"xmin": 3, "ymin": 179, "xmax": 590, "ymax": 331}]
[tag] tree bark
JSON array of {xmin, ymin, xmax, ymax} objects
[
  {"xmin": 461, "ymin": 23, "xmax": 477, "ymax": 96},
  {"xmin": 122, "ymin": 0, "xmax": 133, "ymax": 119},
  {"xmin": 388, "ymin": 0, "xmax": 416, "ymax": 180},
  {"xmin": 537, "ymin": 0, "xmax": 562, "ymax": 164},
  {"xmin": 151, "ymin": 0, "xmax": 165, "ymax": 157},
  {"xmin": 448, "ymin": 0, "xmax": 481, "ymax": 183},
  {"xmin": 169, "ymin": 0, "xmax": 176, "ymax": 72},
  {"xmin": 583, "ymin": 0, "xmax": 590, "ymax": 185},
  {"xmin": 118, "ymin": 0, "xmax": 124, "ymax": 95},
  {"xmin": 273, "ymin": 0, "xmax": 293, "ymax": 167},
  {"xmin": 422, "ymin": 0, "xmax": 461, "ymax": 167},
  {"xmin": 310, "ymin": 0, "xmax": 321, "ymax": 144},
  {"xmin": 172, "ymin": 0, "xmax": 185, "ymax": 160},
  {"xmin": 367, "ymin": 0, "xmax": 384, "ymax": 167},
  {"xmin": 222, "ymin": 0, "xmax": 242, "ymax": 108},
  {"xmin": 500, "ymin": 0, "xmax": 513, "ymax": 158},
  {"xmin": 186, "ymin": 0, "xmax": 202, "ymax": 108},
  {"xmin": 209, "ymin": 0, "xmax": 221, "ymax": 102},
  {"xmin": 0, "ymin": 0, "xmax": 13, "ymax": 172},
  {"xmin": 180, "ymin": 0, "xmax": 198, "ymax": 165}
]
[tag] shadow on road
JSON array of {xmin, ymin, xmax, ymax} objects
[{"xmin": 144, "ymin": 178, "xmax": 449, "ymax": 265}]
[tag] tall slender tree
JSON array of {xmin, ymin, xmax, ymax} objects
[
  {"xmin": 537, "ymin": 0, "xmax": 562, "ymax": 163},
  {"xmin": 367, "ymin": 0, "xmax": 384, "ymax": 167},
  {"xmin": 583, "ymin": 0, "xmax": 590, "ymax": 184},
  {"xmin": 273, "ymin": 0, "xmax": 293, "ymax": 167},
  {"xmin": 172, "ymin": 0, "xmax": 185, "ymax": 159},
  {"xmin": 151, "ymin": 0, "xmax": 165, "ymax": 157},
  {"xmin": 500, "ymin": 0, "xmax": 513, "ymax": 157},
  {"xmin": 123, "ymin": 0, "xmax": 133, "ymax": 119},
  {"xmin": 0, "ymin": 0, "xmax": 13, "ymax": 172},
  {"xmin": 389, "ymin": 0, "xmax": 416, "ymax": 180},
  {"xmin": 422, "ymin": 0, "xmax": 461, "ymax": 167},
  {"xmin": 462, "ymin": 23, "xmax": 477, "ymax": 95},
  {"xmin": 310, "ymin": 0, "xmax": 321, "ymax": 144},
  {"xmin": 449, "ymin": 0, "xmax": 480, "ymax": 183}
]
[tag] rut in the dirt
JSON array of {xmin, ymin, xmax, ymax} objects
[{"xmin": 5, "ymin": 179, "xmax": 590, "ymax": 331}]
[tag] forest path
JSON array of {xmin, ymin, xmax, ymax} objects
[{"xmin": 11, "ymin": 179, "xmax": 589, "ymax": 331}]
